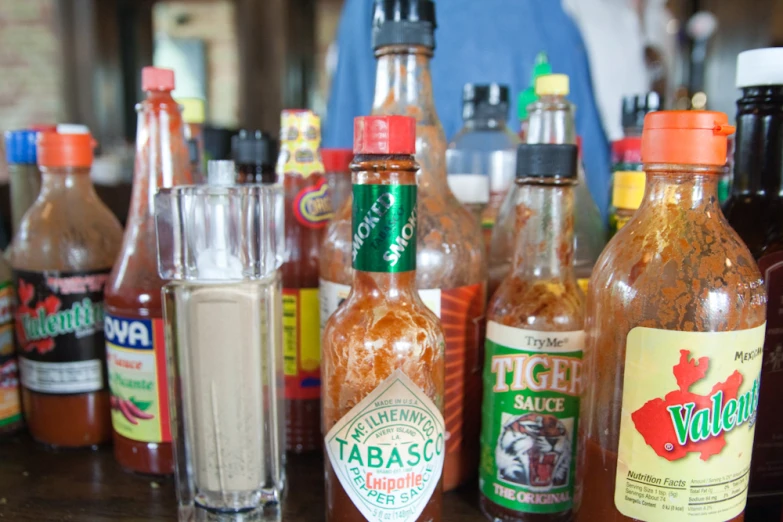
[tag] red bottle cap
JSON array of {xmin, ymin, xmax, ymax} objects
[
  {"xmin": 142, "ymin": 66, "xmax": 175, "ymax": 92},
  {"xmin": 353, "ymin": 116, "xmax": 416, "ymax": 155},
  {"xmin": 642, "ymin": 111, "xmax": 735, "ymax": 167},
  {"xmin": 37, "ymin": 128, "xmax": 95, "ymax": 168},
  {"xmin": 322, "ymin": 148, "xmax": 354, "ymax": 173}
]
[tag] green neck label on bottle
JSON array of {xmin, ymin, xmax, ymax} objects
[{"xmin": 352, "ymin": 184, "xmax": 417, "ymax": 273}]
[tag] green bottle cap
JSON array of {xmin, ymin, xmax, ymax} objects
[
  {"xmin": 517, "ymin": 88, "xmax": 537, "ymax": 121},
  {"xmin": 517, "ymin": 52, "xmax": 553, "ymax": 120}
]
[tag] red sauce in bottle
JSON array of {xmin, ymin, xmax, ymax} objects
[{"xmin": 104, "ymin": 67, "xmax": 192, "ymax": 474}]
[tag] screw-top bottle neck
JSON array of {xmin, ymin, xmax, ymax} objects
[{"xmin": 526, "ymin": 95, "xmax": 577, "ymax": 146}]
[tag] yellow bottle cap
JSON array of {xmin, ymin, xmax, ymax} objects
[
  {"xmin": 535, "ymin": 74, "xmax": 570, "ymax": 96},
  {"xmin": 612, "ymin": 171, "xmax": 646, "ymax": 209},
  {"xmin": 178, "ymin": 98, "xmax": 206, "ymax": 124}
]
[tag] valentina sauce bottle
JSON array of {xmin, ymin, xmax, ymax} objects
[
  {"xmin": 278, "ymin": 110, "xmax": 332, "ymax": 452},
  {"xmin": 104, "ymin": 67, "xmax": 192, "ymax": 474},
  {"xmin": 319, "ymin": 0, "xmax": 485, "ymax": 490},
  {"xmin": 322, "ymin": 115, "xmax": 446, "ymax": 522},
  {"xmin": 578, "ymin": 111, "xmax": 766, "ymax": 522},
  {"xmin": 9, "ymin": 126, "xmax": 123, "ymax": 447}
]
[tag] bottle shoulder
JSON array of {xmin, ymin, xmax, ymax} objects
[{"xmin": 488, "ymin": 277, "xmax": 584, "ymax": 332}]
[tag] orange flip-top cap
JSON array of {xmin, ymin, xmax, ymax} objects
[
  {"xmin": 641, "ymin": 110, "xmax": 735, "ymax": 167},
  {"xmin": 37, "ymin": 130, "xmax": 94, "ymax": 168}
]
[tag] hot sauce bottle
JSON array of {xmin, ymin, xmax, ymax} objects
[
  {"xmin": 323, "ymin": 115, "xmax": 446, "ymax": 522},
  {"xmin": 578, "ymin": 111, "xmax": 766, "ymax": 522},
  {"xmin": 480, "ymin": 144, "xmax": 583, "ymax": 522},
  {"xmin": 320, "ymin": 0, "xmax": 486, "ymax": 490},
  {"xmin": 8, "ymin": 126, "xmax": 123, "ymax": 447},
  {"xmin": 278, "ymin": 110, "xmax": 332, "ymax": 452},
  {"xmin": 0, "ymin": 248, "xmax": 21, "ymax": 434},
  {"xmin": 723, "ymin": 48, "xmax": 783, "ymax": 518},
  {"xmin": 104, "ymin": 67, "xmax": 192, "ymax": 474}
]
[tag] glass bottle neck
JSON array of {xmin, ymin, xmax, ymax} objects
[
  {"xmin": 40, "ymin": 168, "xmax": 98, "ymax": 197},
  {"xmin": 731, "ymin": 85, "xmax": 783, "ymax": 197},
  {"xmin": 526, "ymin": 95, "xmax": 576, "ymax": 145},
  {"xmin": 464, "ymin": 117, "xmax": 508, "ymax": 131},
  {"xmin": 512, "ymin": 181, "xmax": 576, "ymax": 282},
  {"xmin": 372, "ymin": 46, "xmax": 446, "ymax": 188},
  {"xmin": 642, "ymin": 165, "xmax": 722, "ymax": 211}
]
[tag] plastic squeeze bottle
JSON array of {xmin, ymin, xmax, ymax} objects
[
  {"xmin": 319, "ymin": 0, "xmax": 486, "ymax": 490},
  {"xmin": 104, "ymin": 67, "xmax": 192, "ymax": 474},
  {"xmin": 578, "ymin": 111, "xmax": 765, "ymax": 522}
]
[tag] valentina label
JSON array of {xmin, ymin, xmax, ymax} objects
[{"xmin": 325, "ymin": 369, "xmax": 445, "ymax": 522}]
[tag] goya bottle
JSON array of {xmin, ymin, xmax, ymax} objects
[
  {"xmin": 319, "ymin": 0, "xmax": 486, "ymax": 490},
  {"xmin": 578, "ymin": 111, "xmax": 766, "ymax": 522},
  {"xmin": 0, "ymin": 251, "xmax": 21, "ymax": 434},
  {"xmin": 723, "ymin": 47, "xmax": 783, "ymax": 516},
  {"xmin": 9, "ymin": 126, "xmax": 123, "ymax": 447},
  {"xmin": 480, "ymin": 144, "xmax": 583, "ymax": 522},
  {"xmin": 105, "ymin": 67, "xmax": 192, "ymax": 473},
  {"xmin": 278, "ymin": 110, "xmax": 332, "ymax": 452},
  {"xmin": 323, "ymin": 115, "xmax": 445, "ymax": 522}
]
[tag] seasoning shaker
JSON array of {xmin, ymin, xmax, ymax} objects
[{"xmin": 156, "ymin": 160, "xmax": 285, "ymax": 520}]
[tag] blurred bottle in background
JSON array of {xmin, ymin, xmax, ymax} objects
[
  {"xmin": 517, "ymin": 52, "xmax": 552, "ymax": 142},
  {"xmin": 233, "ymin": 129, "xmax": 276, "ymax": 184},
  {"xmin": 321, "ymin": 149, "xmax": 353, "ymax": 212},
  {"xmin": 5, "ymin": 130, "xmax": 42, "ymax": 238}
]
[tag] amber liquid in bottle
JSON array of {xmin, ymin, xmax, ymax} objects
[
  {"xmin": 724, "ymin": 84, "xmax": 783, "ymax": 520},
  {"xmin": 105, "ymin": 88, "xmax": 192, "ymax": 474},
  {"xmin": 322, "ymin": 152, "xmax": 446, "ymax": 522},
  {"xmin": 10, "ymin": 164, "xmax": 123, "ymax": 447}
]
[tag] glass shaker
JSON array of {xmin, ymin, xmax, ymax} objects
[{"xmin": 156, "ymin": 160, "xmax": 285, "ymax": 520}]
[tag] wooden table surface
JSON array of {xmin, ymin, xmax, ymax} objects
[{"xmin": 0, "ymin": 433, "xmax": 483, "ymax": 521}]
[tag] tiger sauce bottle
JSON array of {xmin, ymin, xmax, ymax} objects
[
  {"xmin": 578, "ymin": 111, "xmax": 765, "ymax": 522},
  {"xmin": 104, "ymin": 67, "xmax": 192, "ymax": 474},
  {"xmin": 322, "ymin": 115, "xmax": 446, "ymax": 522},
  {"xmin": 278, "ymin": 110, "xmax": 332, "ymax": 452},
  {"xmin": 480, "ymin": 144, "xmax": 583, "ymax": 522}
]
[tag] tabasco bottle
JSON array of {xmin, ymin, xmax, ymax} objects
[
  {"xmin": 578, "ymin": 111, "xmax": 766, "ymax": 522},
  {"xmin": 104, "ymin": 67, "xmax": 192, "ymax": 474},
  {"xmin": 480, "ymin": 144, "xmax": 583, "ymax": 522},
  {"xmin": 8, "ymin": 126, "xmax": 123, "ymax": 447},
  {"xmin": 323, "ymin": 114, "xmax": 446, "ymax": 522},
  {"xmin": 723, "ymin": 47, "xmax": 783, "ymax": 517},
  {"xmin": 319, "ymin": 0, "xmax": 486, "ymax": 490},
  {"xmin": 278, "ymin": 110, "xmax": 332, "ymax": 452}
]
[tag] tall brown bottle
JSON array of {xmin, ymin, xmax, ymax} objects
[
  {"xmin": 9, "ymin": 126, "xmax": 123, "ymax": 448},
  {"xmin": 319, "ymin": 0, "xmax": 486, "ymax": 490},
  {"xmin": 723, "ymin": 48, "xmax": 783, "ymax": 520}
]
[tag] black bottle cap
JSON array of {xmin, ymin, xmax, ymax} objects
[
  {"xmin": 463, "ymin": 83, "xmax": 510, "ymax": 121},
  {"xmin": 372, "ymin": 0, "xmax": 436, "ymax": 50},
  {"xmin": 232, "ymin": 129, "xmax": 276, "ymax": 166},
  {"xmin": 187, "ymin": 138, "xmax": 199, "ymax": 165},
  {"xmin": 622, "ymin": 92, "xmax": 662, "ymax": 130},
  {"xmin": 516, "ymin": 144, "xmax": 578, "ymax": 179}
]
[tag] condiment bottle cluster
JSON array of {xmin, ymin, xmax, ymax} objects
[{"xmin": 1, "ymin": 1, "xmax": 782, "ymax": 522}]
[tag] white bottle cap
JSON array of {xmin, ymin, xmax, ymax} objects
[
  {"xmin": 447, "ymin": 174, "xmax": 490, "ymax": 205},
  {"xmin": 736, "ymin": 48, "xmax": 783, "ymax": 88},
  {"xmin": 56, "ymin": 123, "xmax": 90, "ymax": 135}
]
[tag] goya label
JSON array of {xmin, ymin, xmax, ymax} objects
[
  {"xmin": 0, "ymin": 282, "xmax": 20, "ymax": 426},
  {"xmin": 752, "ymin": 252, "xmax": 783, "ymax": 493},
  {"xmin": 13, "ymin": 269, "xmax": 109, "ymax": 394},
  {"xmin": 480, "ymin": 321, "xmax": 584, "ymax": 514},
  {"xmin": 294, "ymin": 177, "xmax": 332, "ymax": 228},
  {"xmin": 352, "ymin": 184, "xmax": 417, "ymax": 273},
  {"xmin": 325, "ymin": 368, "xmax": 445, "ymax": 522},
  {"xmin": 105, "ymin": 315, "xmax": 171, "ymax": 443},
  {"xmin": 615, "ymin": 325, "xmax": 765, "ymax": 522},
  {"xmin": 283, "ymin": 288, "xmax": 321, "ymax": 400}
]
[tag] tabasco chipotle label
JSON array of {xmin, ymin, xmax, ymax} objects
[
  {"xmin": 13, "ymin": 269, "xmax": 109, "ymax": 394},
  {"xmin": 105, "ymin": 315, "xmax": 171, "ymax": 443},
  {"xmin": 325, "ymin": 369, "xmax": 445, "ymax": 522},
  {"xmin": 479, "ymin": 321, "xmax": 583, "ymax": 513},
  {"xmin": 352, "ymin": 184, "xmax": 416, "ymax": 273},
  {"xmin": 615, "ymin": 325, "xmax": 765, "ymax": 521}
]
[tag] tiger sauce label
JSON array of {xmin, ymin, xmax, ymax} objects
[
  {"xmin": 325, "ymin": 369, "xmax": 445, "ymax": 522},
  {"xmin": 480, "ymin": 321, "xmax": 583, "ymax": 514},
  {"xmin": 615, "ymin": 325, "xmax": 765, "ymax": 522},
  {"xmin": 105, "ymin": 315, "xmax": 171, "ymax": 443},
  {"xmin": 13, "ymin": 269, "xmax": 109, "ymax": 394},
  {"xmin": 0, "ymin": 282, "xmax": 20, "ymax": 426},
  {"xmin": 293, "ymin": 178, "xmax": 332, "ymax": 228},
  {"xmin": 352, "ymin": 184, "xmax": 417, "ymax": 273}
]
